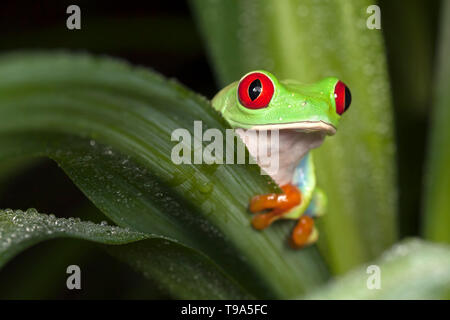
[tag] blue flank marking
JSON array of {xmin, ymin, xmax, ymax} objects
[
  {"xmin": 292, "ymin": 152, "xmax": 311, "ymax": 192},
  {"xmin": 292, "ymin": 152, "xmax": 316, "ymax": 217}
]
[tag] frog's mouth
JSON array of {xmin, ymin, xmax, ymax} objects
[{"xmin": 247, "ymin": 121, "xmax": 336, "ymax": 135}]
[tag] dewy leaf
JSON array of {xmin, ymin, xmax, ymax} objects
[
  {"xmin": 423, "ymin": 0, "xmax": 450, "ymax": 243},
  {"xmin": 0, "ymin": 52, "xmax": 329, "ymax": 298},
  {"xmin": 0, "ymin": 209, "xmax": 250, "ymax": 299},
  {"xmin": 191, "ymin": 0, "xmax": 397, "ymax": 273},
  {"xmin": 304, "ymin": 239, "xmax": 450, "ymax": 299}
]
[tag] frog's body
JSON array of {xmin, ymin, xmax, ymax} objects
[
  {"xmin": 286, "ymin": 153, "xmax": 324, "ymax": 219},
  {"xmin": 212, "ymin": 70, "xmax": 351, "ymax": 248}
]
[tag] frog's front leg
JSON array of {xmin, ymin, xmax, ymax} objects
[
  {"xmin": 250, "ymin": 185, "xmax": 318, "ymax": 249},
  {"xmin": 249, "ymin": 184, "xmax": 302, "ymax": 229}
]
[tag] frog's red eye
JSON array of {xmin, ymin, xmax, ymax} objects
[
  {"xmin": 334, "ymin": 80, "xmax": 351, "ymax": 115},
  {"xmin": 238, "ymin": 72, "xmax": 274, "ymax": 109}
]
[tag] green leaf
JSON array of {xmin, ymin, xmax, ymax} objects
[
  {"xmin": 0, "ymin": 52, "xmax": 329, "ymax": 298},
  {"xmin": 379, "ymin": 0, "xmax": 438, "ymax": 116},
  {"xmin": 378, "ymin": 0, "xmax": 439, "ymax": 237},
  {"xmin": 423, "ymin": 0, "xmax": 450, "ymax": 243},
  {"xmin": 304, "ymin": 239, "xmax": 450, "ymax": 299},
  {"xmin": 191, "ymin": 0, "xmax": 397, "ymax": 273},
  {"xmin": 0, "ymin": 208, "xmax": 250, "ymax": 299}
]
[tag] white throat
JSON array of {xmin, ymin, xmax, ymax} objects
[{"xmin": 236, "ymin": 128, "xmax": 326, "ymax": 186}]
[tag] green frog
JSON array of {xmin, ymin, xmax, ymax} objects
[{"xmin": 212, "ymin": 70, "xmax": 351, "ymax": 248}]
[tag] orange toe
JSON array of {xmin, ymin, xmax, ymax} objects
[
  {"xmin": 249, "ymin": 193, "xmax": 280, "ymax": 212},
  {"xmin": 291, "ymin": 215, "xmax": 315, "ymax": 248},
  {"xmin": 249, "ymin": 183, "xmax": 301, "ymax": 213},
  {"xmin": 251, "ymin": 210, "xmax": 282, "ymax": 230}
]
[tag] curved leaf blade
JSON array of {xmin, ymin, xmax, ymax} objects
[
  {"xmin": 0, "ymin": 209, "xmax": 251, "ymax": 299},
  {"xmin": 304, "ymin": 239, "xmax": 450, "ymax": 299}
]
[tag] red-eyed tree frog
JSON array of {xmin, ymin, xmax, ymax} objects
[{"xmin": 212, "ymin": 71, "xmax": 351, "ymax": 248}]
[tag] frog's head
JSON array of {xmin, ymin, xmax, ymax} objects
[
  {"xmin": 212, "ymin": 70, "xmax": 352, "ymax": 185},
  {"xmin": 212, "ymin": 70, "xmax": 351, "ymax": 134}
]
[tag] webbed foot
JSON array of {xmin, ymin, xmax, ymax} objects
[
  {"xmin": 249, "ymin": 184, "xmax": 301, "ymax": 230},
  {"xmin": 290, "ymin": 215, "xmax": 318, "ymax": 248}
]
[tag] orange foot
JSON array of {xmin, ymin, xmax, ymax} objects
[
  {"xmin": 290, "ymin": 215, "xmax": 316, "ymax": 249},
  {"xmin": 249, "ymin": 184, "xmax": 302, "ymax": 230}
]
